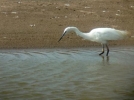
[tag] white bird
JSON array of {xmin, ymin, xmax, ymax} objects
[{"xmin": 58, "ymin": 27, "xmax": 131, "ymax": 56}]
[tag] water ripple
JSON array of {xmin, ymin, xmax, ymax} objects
[{"xmin": 0, "ymin": 47, "xmax": 134, "ymax": 100}]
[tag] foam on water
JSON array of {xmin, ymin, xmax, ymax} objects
[{"xmin": 0, "ymin": 47, "xmax": 134, "ymax": 100}]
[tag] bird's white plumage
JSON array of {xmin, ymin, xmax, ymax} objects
[
  {"xmin": 58, "ymin": 26, "xmax": 131, "ymax": 56},
  {"xmin": 86, "ymin": 28, "xmax": 129, "ymax": 44},
  {"xmin": 61, "ymin": 27, "xmax": 129, "ymax": 44}
]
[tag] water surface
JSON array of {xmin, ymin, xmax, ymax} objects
[{"xmin": 0, "ymin": 47, "xmax": 134, "ymax": 100}]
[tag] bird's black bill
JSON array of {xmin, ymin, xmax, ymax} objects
[
  {"xmin": 58, "ymin": 35, "xmax": 64, "ymax": 42},
  {"xmin": 58, "ymin": 32, "xmax": 66, "ymax": 42}
]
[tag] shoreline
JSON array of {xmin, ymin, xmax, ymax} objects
[
  {"xmin": 0, "ymin": 0, "xmax": 134, "ymax": 49},
  {"xmin": 0, "ymin": 45, "xmax": 133, "ymax": 50}
]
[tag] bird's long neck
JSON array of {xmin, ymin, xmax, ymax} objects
[{"xmin": 74, "ymin": 28, "xmax": 91, "ymax": 40}]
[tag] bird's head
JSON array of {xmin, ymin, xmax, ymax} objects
[{"xmin": 58, "ymin": 27, "xmax": 77, "ymax": 42}]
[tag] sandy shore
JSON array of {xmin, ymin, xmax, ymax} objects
[{"xmin": 0, "ymin": 0, "xmax": 134, "ymax": 49}]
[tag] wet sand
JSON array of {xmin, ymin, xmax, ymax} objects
[
  {"xmin": 0, "ymin": 0, "xmax": 134, "ymax": 48},
  {"xmin": 0, "ymin": 47, "xmax": 134, "ymax": 100}
]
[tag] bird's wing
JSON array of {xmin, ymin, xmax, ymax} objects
[
  {"xmin": 103, "ymin": 29, "xmax": 129, "ymax": 40},
  {"xmin": 90, "ymin": 28, "xmax": 129, "ymax": 41}
]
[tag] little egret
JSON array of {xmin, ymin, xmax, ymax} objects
[{"xmin": 58, "ymin": 27, "xmax": 131, "ymax": 56}]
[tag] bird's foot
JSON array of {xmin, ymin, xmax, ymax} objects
[
  {"xmin": 99, "ymin": 51, "xmax": 104, "ymax": 55},
  {"xmin": 99, "ymin": 53, "xmax": 103, "ymax": 56}
]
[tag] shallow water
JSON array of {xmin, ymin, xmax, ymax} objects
[{"xmin": 0, "ymin": 47, "xmax": 134, "ymax": 100}]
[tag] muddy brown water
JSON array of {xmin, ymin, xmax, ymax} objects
[{"xmin": 0, "ymin": 47, "xmax": 134, "ymax": 100}]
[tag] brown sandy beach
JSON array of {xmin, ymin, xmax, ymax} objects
[{"xmin": 0, "ymin": 0, "xmax": 134, "ymax": 49}]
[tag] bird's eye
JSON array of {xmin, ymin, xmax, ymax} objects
[{"xmin": 64, "ymin": 31, "xmax": 66, "ymax": 34}]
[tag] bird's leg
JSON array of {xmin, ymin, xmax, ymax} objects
[
  {"xmin": 106, "ymin": 44, "xmax": 109, "ymax": 56},
  {"xmin": 99, "ymin": 44, "xmax": 104, "ymax": 55}
]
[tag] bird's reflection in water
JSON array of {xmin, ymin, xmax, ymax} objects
[{"xmin": 100, "ymin": 55, "xmax": 110, "ymax": 66}]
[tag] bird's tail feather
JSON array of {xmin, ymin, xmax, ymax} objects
[
  {"xmin": 116, "ymin": 30, "xmax": 131, "ymax": 39},
  {"xmin": 125, "ymin": 31, "xmax": 134, "ymax": 38}
]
